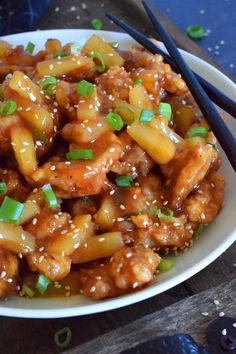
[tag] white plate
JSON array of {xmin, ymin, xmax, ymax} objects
[{"xmin": 0, "ymin": 29, "xmax": 235, "ymax": 318}]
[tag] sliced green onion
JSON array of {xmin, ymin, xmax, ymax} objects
[
  {"xmin": 139, "ymin": 109, "xmax": 154, "ymax": 123},
  {"xmin": 36, "ymin": 274, "xmax": 51, "ymax": 295},
  {"xmin": 151, "ymin": 206, "xmax": 174, "ymax": 220},
  {"xmin": 66, "ymin": 149, "xmax": 94, "ymax": 161},
  {"xmin": 90, "ymin": 51, "xmax": 106, "ymax": 73},
  {"xmin": 186, "ymin": 25, "xmax": 205, "ymax": 39},
  {"xmin": 70, "ymin": 43, "xmax": 81, "ymax": 54},
  {"xmin": 134, "ymin": 78, "xmax": 143, "ymax": 86},
  {"xmin": 0, "ymin": 100, "xmax": 17, "ymax": 116},
  {"xmin": 53, "ymin": 51, "xmax": 66, "ymax": 58},
  {"xmin": 193, "ymin": 224, "xmax": 205, "ymax": 237},
  {"xmin": 158, "ymin": 102, "xmax": 172, "ymax": 121},
  {"xmin": 115, "ymin": 175, "xmax": 133, "ymax": 187},
  {"xmin": 106, "ymin": 112, "xmax": 124, "ymax": 131},
  {"xmin": 5, "ymin": 73, "xmax": 13, "ymax": 80},
  {"xmin": 22, "ymin": 284, "xmax": 35, "ymax": 298},
  {"xmin": 54, "ymin": 327, "xmax": 72, "ymax": 348},
  {"xmin": 114, "ymin": 106, "xmax": 135, "ymax": 124},
  {"xmin": 42, "ymin": 184, "xmax": 58, "ymax": 209},
  {"xmin": 91, "ymin": 18, "xmax": 103, "ymax": 30},
  {"xmin": 45, "ymin": 84, "xmax": 56, "ymax": 96},
  {"xmin": 76, "ymin": 80, "xmax": 94, "ymax": 98},
  {"xmin": 0, "ymin": 196, "xmax": 25, "ymax": 224},
  {"xmin": 26, "ymin": 41, "xmax": 35, "ymax": 54},
  {"xmin": 187, "ymin": 126, "xmax": 209, "ymax": 138},
  {"xmin": 158, "ymin": 259, "xmax": 174, "ymax": 273},
  {"xmin": 109, "ymin": 41, "xmax": 119, "ymax": 48},
  {"xmin": 0, "ymin": 182, "xmax": 7, "ymax": 196},
  {"xmin": 39, "ymin": 76, "xmax": 57, "ymax": 89}
]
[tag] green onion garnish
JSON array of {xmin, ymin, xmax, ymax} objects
[
  {"xmin": 39, "ymin": 76, "xmax": 57, "ymax": 96},
  {"xmin": 193, "ymin": 224, "xmax": 205, "ymax": 237},
  {"xmin": 187, "ymin": 126, "xmax": 209, "ymax": 138},
  {"xmin": 42, "ymin": 184, "xmax": 58, "ymax": 209},
  {"xmin": 76, "ymin": 80, "xmax": 94, "ymax": 97},
  {"xmin": 139, "ymin": 109, "xmax": 154, "ymax": 123},
  {"xmin": 70, "ymin": 43, "xmax": 81, "ymax": 54},
  {"xmin": 0, "ymin": 100, "xmax": 17, "ymax": 116},
  {"xmin": 26, "ymin": 41, "xmax": 35, "ymax": 54},
  {"xmin": 54, "ymin": 327, "xmax": 72, "ymax": 348},
  {"xmin": 90, "ymin": 51, "xmax": 106, "ymax": 72},
  {"xmin": 106, "ymin": 112, "xmax": 124, "ymax": 131},
  {"xmin": 158, "ymin": 259, "xmax": 174, "ymax": 273},
  {"xmin": 22, "ymin": 284, "xmax": 35, "ymax": 298},
  {"xmin": 66, "ymin": 148, "xmax": 94, "ymax": 161},
  {"xmin": 36, "ymin": 274, "xmax": 51, "ymax": 295},
  {"xmin": 186, "ymin": 25, "xmax": 205, "ymax": 39},
  {"xmin": 151, "ymin": 206, "xmax": 173, "ymax": 220},
  {"xmin": 109, "ymin": 41, "xmax": 119, "ymax": 48},
  {"xmin": 115, "ymin": 175, "xmax": 133, "ymax": 187},
  {"xmin": 134, "ymin": 78, "xmax": 143, "ymax": 86},
  {"xmin": 91, "ymin": 18, "xmax": 103, "ymax": 30},
  {"xmin": 0, "ymin": 182, "xmax": 7, "ymax": 196},
  {"xmin": 0, "ymin": 196, "xmax": 25, "ymax": 224},
  {"xmin": 158, "ymin": 102, "xmax": 172, "ymax": 121},
  {"xmin": 114, "ymin": 106, "xmax": 135, "ymax": 124},
  {"xmin": 53, "ymin": 51, "xmax": 66, "ymax": 58}
]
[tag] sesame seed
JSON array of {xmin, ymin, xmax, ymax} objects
[
  {"xmin": 50, "ymin": 165, "xmax": 56, "ymax": 171},
  {"xmin": 117, "ymin": 217, "xmax": 125, "ymax": 222},
  {"xmin": 49, "ymin": 64, "xmax": 54, "ymax": 71},
  {"xmin": 39, "ymin": 255, "xmax": 44, "ymax": 263},
  {"xmin": 229, "ymin": 63, "xmax": 234, "ymax": 68},
  {"xmin": 98, "ymin": 237, "xmax": 105, "ymax": 242},
  {"xmin": 7, "ymin": 278, "xmax": 13, "ymax": 283},
  {"xmin": 214, "ymin": 299, "xmax": 220, "ymax": 306},
  {"xmin": 163, "ymin": 200, "xmax": 168, "ymax": 205},
  {"xmin": 220, "ymin": 40, "xmax": 225, "ymax": 45},
  {"xmin": 70, "ymin": 6, "xmax": 76, "ymax": 11},
  {"xmin": 132, "ymin": 282, "xmax": 138, "ymax": 288},
  {"xmin": 222, "ymin": 329, "xmax": 227, "ymax": 336},
  {"xmin": 201, "ymin": 312, "xmax": 209, "ymax": 317},
  {"xmin": 81, "ymin": 3, "xmax": 87, "ymax": 9},
  {"xmin": 32, "ymin": 217, "xmax": 37, "ymax": 225},
  {"xmin": 219, "ymin": 312, "xmax": 225, "ymax": 317},
  {"xmin": 120, "ymin": 204, "xmax": 126, "ymax": 210},
  {"xmin": 61, "ymin": 229, "xmax": 67, "ymax": 235},
  {"xmin": 39, "ymin": 246, "xmax": 45, "ymax": 252},
  {"xmin": 90, "ymin": 286, "xmax": 96, "ymax": 293},
  {"xmin": 54, "ymin": 6, "xmax": 60, "ymax": 12},
  {"xmin": 0, "ymin": 271, "xmax": 6, "ymax": 278},
  {"xmin": 110, "ymin": 190, "xmax": 115, "ymax": 195},
  {"xmin": 233, "ymin": 323, "xmax": 236, "ymax": 328}
]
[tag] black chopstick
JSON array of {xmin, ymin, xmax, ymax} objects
[
  {"xmin": 142, "ymin": 0, "xmax": 236, "ymax": 171},
  {"xmin": 106, "ymin": 13, "xmax": 236, "ymax": 120}
]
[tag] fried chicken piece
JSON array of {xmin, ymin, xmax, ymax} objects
[
  {"xmin": 79, "ymin": 246, "xmax": 159, "ymax": 299},
  {"xmin": 161, "ymin": 143, "xmax": 217, "ymax": 209},
  {"xmin": 0, "ymin": 249, "xmax": 19, "ymax": 297},
  {"xmin": 0, "ymin": 167, "xmax": 31, "ymax": 203},
  {"xmin": 183, "ymin": 171, "xmax": 225, "ymax": 224},
  {"xmin": 96, "ymin": 65, "xmax": 132, "ymax": 100},
  {"xmin": 26, "ymin": 252, "xmax": 71, "ymax": 281}
]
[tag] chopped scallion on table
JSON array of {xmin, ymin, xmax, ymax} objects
[
  {"xmin": 42, "ymin": 184, "xmax": 58, "ymax": 209},
  {"xmin": 91, "ymin": 18, "xmax": 103, "ymax": 30},
  {"xmin": 158, "ymin": 259, "xmax": 174, "ymax": 273},
  {"xmin": 36, "ymin": 274, "xmax": 51, "ymax": 295},
  {"xmin": 90, "ymin": 51, "xmax": 106, "ymax": 72},
  {"xmin": 0, "ymin": 100, "xmax": 17, "ymax": 116},
  {"xmin": 26, "ymin": 41, "xmax": 35, "ymax": 54},
  {"xmin": 158, "ymin": 102, "xmax": 172, "ymax": 121},
  {"xmin": 106, "ymin": 112, "xmax": 124, "ymax": 131},
  {"xmin": 187, "ymin": 126, "xmax": 209, "ymax": 138},
  {"xmin": 139, "ymin": 109, "xmax": 154, "ymax": 123},
  {"xmin": 0, "ymin": 182, "xmax": 7, "ymax": 196},
  {"xmin": 22, "ymin": 284, "xmax": 35, "ymax": 298},
  {"xmin": 115, "ymin": 175, "xmax": 133, "ymax": 187},
  {"xmin": 66, "ymin": 149, "xmax": 94, "ymax": 161},
  {"xmin": 0, "ymin": 196, "xmax": 25, "ymax": 223},
  {"xmin": 186, "ymin": 25, "xmax": 205, "ymax": 39},
  {"xmin": 54, "ymin": 327, "xmax": 72, "ymax": 348},
  {"xmin": 76, "ymin": 80, "xmax": 94, "ymax": 97}
]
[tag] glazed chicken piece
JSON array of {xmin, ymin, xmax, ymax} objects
[
  {"xmin": 24, "ymin": 207, "xmax": 71, "ymax": 241},
  {"xmin": 96, "ymin": 65, "xmax": 133, "ymax": 100},
  {"xmin": 30, "ymin": 132, "xmax": 122, "ymax": 198},
  {"xmin": 183, "ymin": 171, "xmax": 225, "ymax": 224},
  {"xmin": 26, "ymin": 252, "xmax": 71, "ymax": 281},
  {"xmin": 111, "ymin": 132, "xmax": 155, "ymax": 178},
  {"xmin": 161, "ymin": 143, "xmax": 217, "ymax": 209},
  {"xmin": 0, "ymin": 249, "xmax": 19, "ymax": 297},
  {"xmin": 79, "ymin": 245, "xmax": 160, "ymax": 299},
  {"xmin": 0, "ymin": 167, "xmax": 31, "ymax": 203}
]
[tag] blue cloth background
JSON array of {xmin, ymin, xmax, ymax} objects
[{"xmin": 0, "ymin": 0, "xmax": 235, "ymax": 78}]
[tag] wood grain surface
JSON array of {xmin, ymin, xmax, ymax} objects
[
  {"xmin": 65, "ymin": 278, "xmax": 236, "ymax": 354},
  {"xmin": 0, "ymin": 1, "xmax": 235, "ymax": 354}
]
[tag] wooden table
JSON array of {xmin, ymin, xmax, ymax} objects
[{"xmin": 0, "ymin": 1, "xmax": 235, "ymax": 353}]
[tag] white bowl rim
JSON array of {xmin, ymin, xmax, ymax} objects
[{"xmin": 0, "ymin": 29, "xmax": 235, "ymax": 318}]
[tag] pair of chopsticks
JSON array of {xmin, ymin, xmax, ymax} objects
[{"xmin": 106, "ymin": 1, "xmax": 236, "ymax": 172}]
